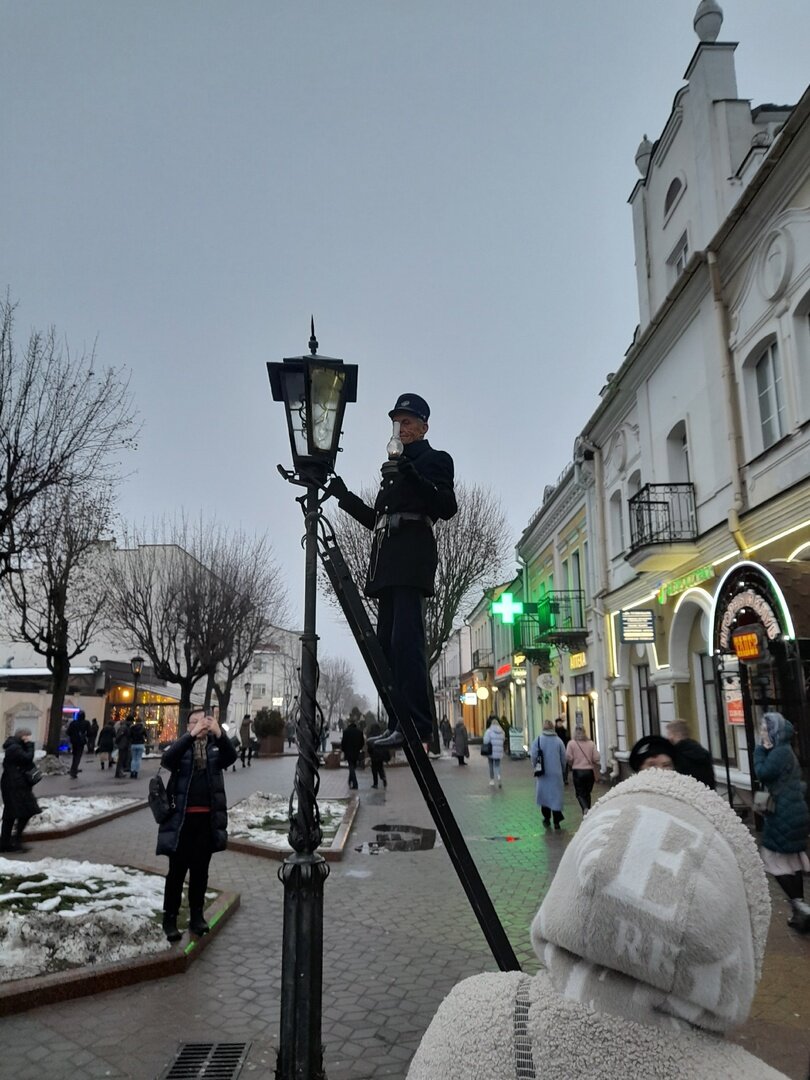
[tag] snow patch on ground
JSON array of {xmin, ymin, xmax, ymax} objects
[
  {"xmin": 228, "ymin": 792, "xmax": 348, "ymax": 850},
  {"xmin": 0, "ymin": 857, "xmax": 169, "ymax": 982},
  {"xmin": 21, "ymin": 795, "xmax": 143, "ymax": 832}
]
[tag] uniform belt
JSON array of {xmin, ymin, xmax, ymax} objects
[{"xmin": 375, "ymin": 512, "xmax": 433, "ymax": 532}]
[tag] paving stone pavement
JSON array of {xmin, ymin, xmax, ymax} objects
[{"xmin": 1, "ymin": 750, "xmax": 808, "ymax": 1079}]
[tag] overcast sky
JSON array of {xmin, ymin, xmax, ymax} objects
[{"xmin": 3, "ymin": 2, "xmax": 809, "ymax": 701}]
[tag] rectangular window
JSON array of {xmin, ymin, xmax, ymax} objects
[
  {"xmin": 756, "ymin": 341, "xmax": 786, "ymax": 449},
  {"xmin": 637, "ymin": 665, "xmax": 660, "ymax": 737},
  {"xmin": 700, "ymin": 654, "xmax": 737, "ymax": 768},
  {"xmin": 253, "ymin": 683, "xmax": 266, "ymax": 697},
  {"xmin": 668, "ymin": 232, "xmax": 689, "ymax": 280}
]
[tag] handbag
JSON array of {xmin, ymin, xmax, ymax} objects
[
  {"xmin": 753, "ymin": 789, "xmax": 775, "ymax": 815},
  {"xmin": 533, "ymin": 742, "xmax": 545, "ymax": 778},
  {"xmin": 148, "ymin": 769, "xmax": 175, "ymax": 825},
  {"xmin": 24, "ymin": 766, "xmax": 43, "ymax": 787},
  {"xmin": 481, "ymin": 740, "xmax": 493, "ymax": 757}
]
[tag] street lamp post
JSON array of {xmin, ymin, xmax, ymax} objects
[
  {"xmin": 268, "ymin": 321, "xmax": 357, "ymax": 1079},
  {"xmin": 244, "ymin": 680, "xmax": 252, "ymax": 720},
  {"xmin": 130, "ymin": 656, "xmax": 144, "ymax": 719}
]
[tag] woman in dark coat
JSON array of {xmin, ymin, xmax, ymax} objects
[
  {"xmin": 97, "ymin": 721, "xmax": 115, "ymax": 770},
  {"xmin": 1, "ymin": 728, "xmax": 41, "ymax": 852},
  {"xmin": 156, "ymin": 710, "xmax": 237, "ymax": 941},
  {"xmin": 754, "ymin": 711, "xmax": 810, "ymax": 932}
]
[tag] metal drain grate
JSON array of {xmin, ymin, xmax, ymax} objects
[{"xmin": 159, "ymin": 1042, "xmax": 251, "ymax": 1080}]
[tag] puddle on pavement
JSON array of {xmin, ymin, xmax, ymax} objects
[{"xmin": 355, "ymin": 823, "xmax": 438, "ymax": 855}]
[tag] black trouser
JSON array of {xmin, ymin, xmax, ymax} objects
[
  {"xmin": 370, "ymin": 756, "xmax": 387, "ymax": 787},
  {"xmin": 376, "ymin": 586, "xmax": 432, "ymax": 741},
  {"xmin": 776, "ymin": 872, "xmax": 805, "ymax": 901},
  {"xmin": 541, "ymin": 806, "xmax": 564, "ymax": 827},
  {"xmin": 1, "ymin": 808, "xmax": 32, "ymax": 849},
  {"xmin": 69, "ymin": 744, "xmax": 84, "ymax": 776},
  {"xmin": 572, "ymin": 769, "xmax": 595, "ymax": 813},
  {"xmin": 240, "ymin": 744, "xmax": 253, "ymax": 767},
  {"xmin": 163, "ymin": 813, "xmax": 214, "ymax": 915},
  {"xmin": 346, "ymin": 760, "xmax": 359, "ymax": 789},
  {"xmin": 115, "ymin": 747, "xmax": 131, "ymax": 777}
]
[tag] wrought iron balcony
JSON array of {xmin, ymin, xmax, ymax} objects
[
  {"xmin": 512, "ymin": 590, "xmax": 587, "ymax": 655},
  {"xmin": 627, "ymin": 483, "xmax": 699, "ymax": 572},
  {"xmin": 472, "ymin": 649, "xmax": 494, "ymax": 670}
]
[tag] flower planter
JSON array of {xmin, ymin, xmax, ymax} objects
[{"xmin": 258, "ymin": 734, "xmax": 285, "ymax": 757}]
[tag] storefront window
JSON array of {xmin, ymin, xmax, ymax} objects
[
  {"xmin": 701, "ymin": 654, "xmax": 737, "ymax": 768},
  {"xmin": 637, "ymin": 665, "xmax": 660, "ymax": 736}
]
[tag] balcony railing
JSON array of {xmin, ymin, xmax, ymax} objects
[
  {"xmin": 628, "ymin": 483, "xmax": 697, "ymax": 549},
  {"xmin": 472, "ymin": 649, "xmax": 494, "ymax": 669},
  {"xmin": 512, "ymin": 590, "xmax": 587, "ymax": 654}
]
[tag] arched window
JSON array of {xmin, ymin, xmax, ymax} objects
[
  {"xmin": 609, "ymin": 490, "xmax": 624, "ymax": 556},
  {"xmin": 666, "ymin": 420, "xmax": 690, "ymax": 483},
  {"xmin": 664, "ymin": 177, "xmax": 683, "ymax": 216}
]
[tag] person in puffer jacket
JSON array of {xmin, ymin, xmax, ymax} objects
[
  {"xmin": 482, "ymin": 714, "xmax": 506, "ymax": 788},
  {"xmin": 408, "ymin": 770, "xmax": 788, "ymax": 1080},
  {"xmin": 754, "ymin": 711, "xmax": 810, "ymax": 933},
  {"xmin": 156, "ymin": 709, "xmax": 237, "ymax": 942}
]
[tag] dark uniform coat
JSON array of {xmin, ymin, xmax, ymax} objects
[
  {"xmin": 1, "ymin": 736, "xmax": 40, "ymax": 821},
  {"xmin": 340, "ymin": 723, "xmax": 365, "ymax": 765},
  {"xmin": 338, "ymin": 439, "xmax": 457, "ymax": 596},
  {"xmin": 156, "ymin": 732, "xmax": 237, "ymax": 857},
  {"xmin": 754, "ymin": 720, "xmax": 810, "ymax": 855}
]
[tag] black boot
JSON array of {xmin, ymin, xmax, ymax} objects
[
  {"xmin": 162, "ymin": 912, "xmax": 181, "ymax": 943},
  {"xmin": 788, "ymin": 899, "xmax": 810, "ymax": 932},
  {"xmin": 189, "ymin": 909, "xmax": 210, "ymax": 936}
]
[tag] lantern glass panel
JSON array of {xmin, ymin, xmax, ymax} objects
[
  {"xmin": 309, "ymin": 365, "xmax": 346, "ymax": 453},
  {"xmin": 285, "ymin": 370, "xmax": 309, "ymax": 460}
]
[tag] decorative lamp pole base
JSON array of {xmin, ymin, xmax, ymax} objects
[{"xmin": 276, "ymin": 852, "xmax": 330, "ymax": 1080}]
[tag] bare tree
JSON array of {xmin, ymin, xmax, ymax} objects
[
  {"xmin": 321, "ymin": 481, "xmax": 511, "ymax": 667},
  {"xmin": 2, "ymin": 483, "xmax": 115, "ymax": 755},
  {"xmin": 0, "ymin": 296, "xmax": 136, "ymax": 583},
  {"xmin": 105, "ymin": 517, "xmax": 289, "ymax": 734},
  {"xmin": 319, "ymin": 656, "xmax": 355, "ymax": 730},
  {"xmin": 207, "ymin": 533, "xmax": 289, "ymax": 726}
]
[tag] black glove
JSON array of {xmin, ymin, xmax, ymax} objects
[
  {"xmin": 324, "ymin": 475, "xmax": 348, "ymax": 501},
  {"xmin": 397, "ymin": 457, "xmax": 419, "ymax": 481}
]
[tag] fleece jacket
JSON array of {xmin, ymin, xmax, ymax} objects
[{"xmin": 407, "ymin": 770, "xmax": 786, "ymax": 1080}]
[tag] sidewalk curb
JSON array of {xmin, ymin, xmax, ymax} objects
[
  {"xmin": 226, "ymin": 793, "xmax": 360, "ymax": 863},
  {"xmin": 0, "ymin": 884, "xmax": 240, "ymax": 1017},
  {"xmin": 28, "ymin": 799, "xmax": 149, "ymax": 841}
]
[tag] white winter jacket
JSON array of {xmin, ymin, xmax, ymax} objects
[
  {"xmin": 408, "ymin": 771, "xmax": 787, "ymax": 1080},
  {"xmin": 483, "ymin": 722, "xmax": 505, "ymax": 758}
]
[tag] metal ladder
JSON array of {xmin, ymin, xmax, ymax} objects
[{"xmin": 318, "ymin": 527, "xmax": 520, "ymax": 972}]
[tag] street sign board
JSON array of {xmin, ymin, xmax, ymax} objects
[{"xmin": 619, "ymin": 609, "xmax": 655, "ymax": 643}]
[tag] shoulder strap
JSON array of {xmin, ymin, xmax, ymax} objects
[{"xmin": 513, "ymin": 975, "xmax": 536, "ymax": 1079}]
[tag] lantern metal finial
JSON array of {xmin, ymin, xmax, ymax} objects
[{"xmin": 309, "ymin": 316, "xmax": 318, "ymax": 356}]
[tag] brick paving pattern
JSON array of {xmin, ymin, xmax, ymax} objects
[{"xmin": 0, "ymin": 750, "xmax": 808, "ymax": 1078}]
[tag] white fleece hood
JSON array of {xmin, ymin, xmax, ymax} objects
[{"xmin": 530, "ymin": 770, "xmax": 770, "ymax": 1034}]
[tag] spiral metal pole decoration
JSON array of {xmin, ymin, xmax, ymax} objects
[{"xmin": 277, "ymin": 479, "xmax": 330, "ymax": 1080}]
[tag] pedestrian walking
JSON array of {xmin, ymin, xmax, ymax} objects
[
  {"xmin": 340, "ymin": 718, "xmax": 364, "ymax": 790},
  {"xmin": 114, "ymin": 715, "xmax": 133, "ymax": 778},
  {"xmin": 482, "ymin": 715, "xmax": 505, "ymax": 788},
  {"xmin": 157, "ymin": 709, "xmax": 237, "ymax": 942},
  {"xmin": 326, "ymin": 393, "xmax": 457, "ymax": 751},
  {"xmin": 67, "ymin": 709, "xmax": 90, "ymax": 778},
  {"xmin": 365, "ymin": 722, "xmax": 389, "ymax": 789},
  {"xmin": 452, "ymin": 719, "xmax": 469, "ymax": 766},
  {"xmin": 407, "ymin": 769, "xmax": 786, "ymax": 1080},
  {"xmin": 86, "ymin": 717, "xmax": 99, "ymax": 756},
  {"xmin": 565, "ymin": 724, "xmax": 600, "ymax": 815},
  {"xmin": 129, "ymin": 717, "xmax": 147, "ymax": 778},
  {"xmin": 555, "ymin": 716, "xmax": 570, "ymax": 784},
  {"xmin": 285, "ymin": 718, "xmax": 296, "ymax": 748},
  {"xmin": 239, "ymin": 715, "xmax": 254, "ymax": 767},
  {"xmin": 97, "ymin": 720, "xmax": 115, "ymax": 770},
  {"xmin": 0, "ymin": 729, "xmax": 41, "ymax": 853},
  {"xmin": 754, "ymin": 711, "xmax": 810, "ymax": 933},
  {"xmin": 666, "ymin": 719, "xmax": 716, "ymax": 788},
  {"xmin": 439, "ymin": 716, "xmax": 452, "ymax": 751},
  {"xmin": 531, "ymin": 719, "xmax": 566, "ymax": 829}
]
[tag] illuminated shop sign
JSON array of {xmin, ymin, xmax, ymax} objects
[
  {"xmin": 569, "ymin": 651, "xmax": 587, "ymax": 670},
  {"xmin": 491, "ymin": 593, "xmax": 523, "ymax": 624},
  {"xmin": 718, "ymin": 589, "xmax": 781, "ymax": 651},
  {"xmin": 731, "ymin": 625, "xmax": 768, "ymax": 663},
  {"xmin": 657, "ymin": 564, "xmax": 715, "ymax": 604},
  {"xmin": 619, "ymin": 609, "xmax": 656, "ymax": 643},
  {"xmin": 463, "ymin": 692, "xmax": 478, "ymax": 706},
  {"xmin": 495, "ymin": 663, "xmax": 512, "ymax": 678}
]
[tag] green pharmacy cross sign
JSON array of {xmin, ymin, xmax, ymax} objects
[{"xmin": 491, "ymin": 592, "xmax": 524, "ymax": 624}]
